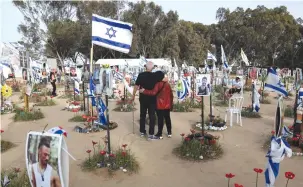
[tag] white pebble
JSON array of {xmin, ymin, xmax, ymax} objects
[
  {"xmin": 199, "ymin": 155, "xmax": 204, "ymax": 160},
  {"xmin": 120, "ymin": 167, "xmax": 123, "ymax": 170},
  {"xmin": 123, "ymin": 169, "xmax": 127, "ymax": 172}
]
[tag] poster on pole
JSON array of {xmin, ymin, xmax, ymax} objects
[
  {"xmin": 196, "ymin": 74, "xmax": 211, "ymax": 96},
  {"xmin": 25, "ymin": 132, "xmax": 68, "ymax": 187},
  {"xmin": 99, "ymin": 68, "xmax": 113, "ymax": 96}
]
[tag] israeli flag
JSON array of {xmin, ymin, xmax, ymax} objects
[
  {"xmin": 282, "ymin": 126, "xmax": 293, "ymax": 138},
  {"xmin": 97, "ymin": 97, "xmax": 107, "ymax": 125},
  {"xmin": 264, "ymin": 68, "xmax": 288, "ymax": 97},
  {"xmin": 88, "ymin": 76, "xmax": 96, "ymax": 106},
  {"xmin": 71, "ymin": 77, "xmax": 80, "ymax": 95},
  {"xmin": 114, "ymin": 71, "xmax": 124, "ymax": 81},
  {"xmin": 47, "ymin": 126, "xmax": 67, "ymax": 137},
  {"xmin": 207, "ymin": 50, "xmax": 217, "ymax": 62},
  {"xmin": 92, "ymin": 14, "xmax": 133, "ymax": 54},
  {"xmin": 253, "ymin": 82, "xmax": 260, "ymax": 112},
  {"xmin": 221, "ymin": 45, "xmax": 229, "ymax": 69},
  {"xmin": 264, "ymin": 136, "xmax": 292, "ymax": 187}
]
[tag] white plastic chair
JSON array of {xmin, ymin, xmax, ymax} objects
[{"xmin": 225, "ymin": 96, "xmax": 244, "ymax": 127}]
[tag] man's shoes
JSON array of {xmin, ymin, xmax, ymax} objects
[
  {"xmin": 140, "ymin": 133, "xmax": 146, "ymax": 137},
  {"xmin": 148, "ymin": 135, "xmax": 161, "ymax": 140},
  {"xmin": 167, "ymin": 133, "xmax": 172, "ymax": 138}
]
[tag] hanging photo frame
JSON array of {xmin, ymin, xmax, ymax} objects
[
  {"xmin": 196, "ymin": 74, "xmax": 211, "ymax": 96},
  {"xmin": 25, "ymin": 131, "xmax": 69, "ymax": 187}
]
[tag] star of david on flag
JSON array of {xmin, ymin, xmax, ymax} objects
[
  {"xmin": 264, "ymin": 68, "xmax": 288, "ymax": 97},
  {"xmin": 92, "ymin": 14, "xmax": 133, "ymax": 53}
]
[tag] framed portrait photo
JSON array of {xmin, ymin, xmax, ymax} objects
[
  {"xmin": 99, "ymin": 68, "xmax": 113, "ymax": 96},
  {"xmin": 25, "ymin": 132, "xmax": 66, "ymax": 187},
  {"xmin": 196, "ymin": 74, "xmax": 211, "ymax": 96}
]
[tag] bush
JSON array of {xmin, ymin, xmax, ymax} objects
[
  {"xmin": 36, "ymin": 99, "xmax": 56, "ymax": 106},
  {"xmin": 187, "ymin": 100, "xmax": 202, "ymax": 109},
  {"xmin": 241, "ymin": 107, "xmax": 261, "ymax": 118},
  {"xmin": 81, "ymin": 141, "xmax": 139, "ymax": 174},
  {"xmin": 1, "ymin": 168, "xmax": 31, "ymax": 187},
  {"xmin": 172, "ymin": 101, "xmax": 193, "ymax": 112},
  {"xmin": 113, "ymin": 98, "xmax": 136, "ymax": 112},
  {"xmin": 260, "ymin": 98, "xmax": 271, "ymax": 104},
  {"xmin": 173, "ymin": 131, "xmax": 223, "ymax": 161},
  {"xmin": 214, "ymin": 85, "xmax": 224, "ymax": 94},
  {"xmin": 284, "ymin": 106, "xmax": 294, "ymax": 118},
  {"xmin": 214, "ymin": 100, "xmax": 228, "ymax": 107},
  {"xmin": 14, "ymin": 107, "xmax": 44, "ymax": 121},
  {"xmin": 1, "ymin": 140, "xmax": 15, "ymax": 152},
  {"xmin": 69, "ymin": 115, "xmax": 86, "ymax": 122}
]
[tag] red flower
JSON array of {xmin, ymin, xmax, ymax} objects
[
  {"xmin": 86, "ymin": 150, "xmax": 92, "ymax": 154},
  {"xmin": 122, "ymin": 144, "xmax": 128, "ymax": 148},
  {"xmin": 100, "ymin": 150, "xmax": 106, "ymax": 155},
  {"xmin": 0, "ymin": 129, "xmax": 4, "ymax": 133},
  {"xmin": 184, "ymin": 137, "xmax": 190, "ymax": 141},
  {"xmin": 109, "ymin": 153, "xmax": 115, "ymax": 157},
  {"xmin": 285, "ymin": 172, "xmax": 295, "ymax": 179},
  {"xmin": 180, "ymin": 133, "xmax": 185, "ymax": 137},
  {"xmin": 234, "ymin": 184, "xmax": 243, "ymax": 187},
  {"xmin": 271, "ymin": 131, "xmax": 275, "ymax": 135},
  {"xmin": 253, "ymin": 168, "xmax": 263, "ymax": 173},
  {"xmin": 14, "ymin": 168, "xmax": 21, "ymax": 173},
  {"xmin": 225, "ymin": 173, "xmax": 235, "ymax": 179},
  {"xmin": 71, "ymin": 109, "xmax": 79, "ymax": 113},
  {"xmin": 190, "ymin": 129, "xmax": 195, "ymax": 134},
  {"xmin": 92, "ymin": 141, "xmax": 97, "ymax": 146},
  {"xmin": 209, "ymin": 139, "xmax": 216, "ymax": 145},
  {"xmin": 122, "ymin": 151, "xmax": 127, "ymax": 157},
  {"xmin": 82, "ymin": 115, "xmax": 87, "ymax": 119},
  {"xmin": 292, "ymin": 137, "xmax": 299, "ymax": 141},
  {"xmin": 50, "ymin": 96, "xmax": 54, "ymax": 99}
]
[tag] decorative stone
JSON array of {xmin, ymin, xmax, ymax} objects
[
  {"xmin": 123, "ymin": 169, "xmax": 127, "ymax": 172},
  {"xmin": 199, "ymin": 155, "xmax": 204, "ymax": 160}
]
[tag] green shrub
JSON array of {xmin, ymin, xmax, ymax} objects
[
  {"xmin": 113, "ymin": 98, "xmax": 136, "ymax": 112},
  {"xmin": 81, "ymin": 143, "xmax": 139, "ymax": 174},
  {"xmin": 14, "ymin": 108, "xmax": 44, "ymax": 121},
  {"xmin": 173, "ymin": 133, "xmax": 223, "ymax": 161},
  {"xmin": 36, "ymin": 99, "xmax": 56, "ymax": 106},
  {"xmin": 69, "ymin": 115, "xmax": 86, "ymax": 122},
  {"xmin": 172, "ymin": 101, "xmax": 193, "ymax": 112},
  {"xmin": 1, "ymin": 168, "xmax": 31, "ymax": 187},
  {"xmin": 1, "ymin": 140, "xmax": 15, "ymax": 152},
  {"xmin": 284, "ymin": 106, "xmax": 294, "ymax": 118},
  {"xmin": 241, "ymin": 107, "xmax": 261, "ymax": 118}
]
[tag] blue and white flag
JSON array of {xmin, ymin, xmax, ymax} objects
[
  {"xmin": 253, "ymin": 81, "xmax": 260, "ymax": 112},
  {"xmin": 282, "ymin": 126, "xmax": 293, "ymax": 138},
  {"xmin": 88, "ymin": 76, "xmax": 96, "ymax": 106},
  {"xmin": 92, "ymin": 14, "xmax": 133, "ymax": 54},
  {"xmin": 114, "ymin": 71, "xmax": 124, "ymax": 81},
  {"xmin": 264, "ymin": 68, "xmax": 288, "ymax": 97},
  {"xmin": 177, "ymin": 79, "xmax": 188, "ymax": 101},
  {"xmin": 264, "ymin": 136, "xmax": 292, "ymax": 187},
  {"xmin": 221, "ymin": 45, "xmax": 229, "ymax": 69},
  {"xmin": 139, "ymin": 56, "xmax": 147, "ymax": 68},
  {"xmin": 71, "ymin": 77, "xmax": 80, "ymax": 95},
  {"xmin": 207, "ymin": 50, "xmax": 217, "ymax": 62},
  {"xmin": 97, "ymin": 97, "xmax": 107, "ymax": 125},
  {"xmin": 47, "ymin": 126, "xmax": 67, "ymax": 137}
]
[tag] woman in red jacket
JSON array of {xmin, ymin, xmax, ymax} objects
[{"xmin": 139, "ymin": 73, "xmax": 173, "ymax": 139}]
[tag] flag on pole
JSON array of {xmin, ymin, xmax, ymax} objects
[
  {"xmin": 264, "ymin": 68, "xmax": 288, "ymax": 97},
  {"xmin": 207, "ymin": 50, "xmax": 217, "ymax": 61},
  {"xmin": 240, "ymin": 48, "xmax": 250, "ymax": 66},
  {"xmin": 253, "ymin": 82, "xmax": 260, "ymax": 112},
  {"xmin": 221, "ymin": 45, "xmax": 229, "ymax": 69},
  {"xmin": 92, "ymin": 14, "xmax": 133, "ymax": 54},
  {"xmin": 88, "ymin": 76, "xmax": 96, "ymax": 106},
  {"xmin": 139, "ymin": 55, "xmax": 147, "ymax": 68},
  {"xmin": 264, "ymin": 136, "xmax": 292, "ymax": 187},
  {"xmin": 97, "ymin": 97, "xmax": 107, "ymax": 125}
]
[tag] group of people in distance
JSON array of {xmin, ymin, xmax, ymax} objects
[{"xmin": 132, "ymin": 61, "xmax": 173, "ymax": 140}]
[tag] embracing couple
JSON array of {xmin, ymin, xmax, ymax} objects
[{"xmin": 132, "ymin": 61, "xmax": 173, "ymax": 140}]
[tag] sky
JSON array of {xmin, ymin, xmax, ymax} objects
[{"xmin": 1, "ymin": 0, "xmax": 303, "ymax": 43}]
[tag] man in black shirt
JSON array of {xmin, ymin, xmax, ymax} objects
[{"xmin": 132, "ymin": 61, "xmax": 163, "ymax": 139}]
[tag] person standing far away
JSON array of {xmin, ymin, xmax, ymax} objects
[
  {"xmin": 50, "ymin": 70, "xmax": 57, "ymax": 96},
  {"xmin": 132, "ymin": 61, "xmax": 164, "ymax": 139}
]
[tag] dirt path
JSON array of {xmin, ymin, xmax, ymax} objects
[{"xmin": 1, "ymin": 91, "xmax": 303, "ymax": 187}]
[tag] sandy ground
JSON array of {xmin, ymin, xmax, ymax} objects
[{"xmin": 1, "ymin": 88, "xmax": 303, "ymax": 187}]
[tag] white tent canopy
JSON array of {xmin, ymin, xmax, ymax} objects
[{"xmin": 95, "ymin": 58, "xmax": 172, "ymax": 68}]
